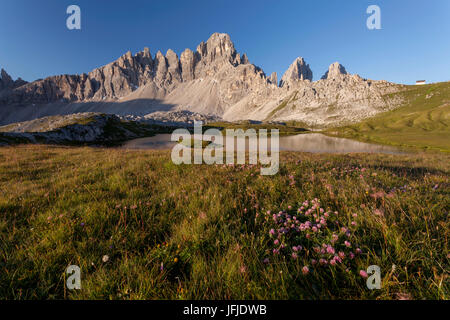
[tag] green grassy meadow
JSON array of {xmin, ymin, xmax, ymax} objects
[
  {"xmin": 327, "ymin": 82, "xmax": 450, "ymax": 152},
  {"xmin": 0, "ymin": 145, "xmax": 448, "ymax": 299}
]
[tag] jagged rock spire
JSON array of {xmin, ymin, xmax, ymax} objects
[
  {"xmin": 0, "ymin": 68, "xmax": 27, "ymax": 91},
  {"xmin": 321, "ymin": 62, "xmax": 347, "ymax": 79},
  {"xmin": 180, "ymin": 48, "xmax": 196, "ymax": 81},
  {"xmin": 268, "ymin": 72, "xmax": 278, "ymax": 86},
  {"xmin": 279, "ymin": 57, "xmax": 313, "ymax": 88}
]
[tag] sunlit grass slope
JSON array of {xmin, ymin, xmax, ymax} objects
[{"xmin": 327, "ymin": 81, "xmax": 450, "ymax": 152}]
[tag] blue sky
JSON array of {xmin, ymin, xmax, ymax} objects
[{"xmin": 1, "ymin": 0, "xmax": 449, "ymax": 84}]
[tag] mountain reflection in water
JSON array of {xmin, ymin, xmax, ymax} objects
[{"xmin": 121, "ymin": 133, "xmax": 404, "ymax": 154}]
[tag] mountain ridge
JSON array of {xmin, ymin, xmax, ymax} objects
[{"xmin": 0, "ymin": 32, "xmax": 406, "ymax": 127}]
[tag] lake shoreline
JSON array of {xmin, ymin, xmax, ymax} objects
[{"xmin": 121, "ymin": 132, "xmax": 406, "ymax": 155}]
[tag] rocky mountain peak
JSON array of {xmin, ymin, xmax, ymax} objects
[
  {"xmin": 241, "ymin": 53, "xmax": 249, "ymax": 64},
  {"xmin": 154, "ymin": 50, "xmax": 168, "ymax": 80},
  {"xmin": 279, "ymin": 57, "xmax": 313, "ymax": 88},
  {"xmin": 165, "ymin": 49, "xmax": 179, "ymax": 67},
  {"xmin": 180, "ymin": 48, "xmax": 196, "ymax": 81},
  {"xmin": 199, "ymin": 33, "xmax": 237, "ymax": 63},
  {"xmin": 196, "ymin": 41, "xmax": 207, "ymax": 57},
  {"xmin": 268, "ymin": 72, "xmax": 278, "ymax": 86},
  {"xmin": 207, "ymin": 33, "xmax": 234, "ymax": 52},
  {"xmin": 321, "ymin": 62, "xmax": 347, "ymax": 79},
  {"xmin": 165, "ymin": 49, "xmax": 178, "ymax": 60},
  {"xmin": 143, "ymin": 47, "xmax": 151, "ymax": 57},
  {"xmin": 1, "ymin": 69, "xmax": 13, "ymax": 83},
  {"xmin": 165, "ymin": 49, "xmax": 182, "ymax": 82},
  {"xmin": 0, "ymin": 68, "xmax": 27, "ymax": 91},
  {"xmin": 135, "ymin": 47, "xmax": 153, "ymax": 66}
]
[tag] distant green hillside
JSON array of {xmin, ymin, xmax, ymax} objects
[{"xmin": 327, "ymin": 81, "xmax": 450, "ymax": 152}]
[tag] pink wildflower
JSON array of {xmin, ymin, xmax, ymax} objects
[
  {"xmin": 302, "ymin": 266, "xmax": 309, "ymax": 275},
  {"xmin": 326, "ymin": 246, "xmax": 335, "ymax": 254}
]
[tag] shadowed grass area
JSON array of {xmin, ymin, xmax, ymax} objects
[
  {"xmin": 0, "ymin": 145, "xmax": 448, "ymax": 299},
  {"xmin": 326, "ymin": 82, "xmax": 450, "ymax": 152}
]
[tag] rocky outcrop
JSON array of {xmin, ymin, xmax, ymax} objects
[
  {"xmin": 321, "ymin": 62, "xmax": 347, "ymax": 79},
  {"xmin": 279, "ymin": 57, "xmax": 313, "ymax": 88},
  {"xmin": 0, "ymin": 113, "xmax": 161, "ymax": 145}
]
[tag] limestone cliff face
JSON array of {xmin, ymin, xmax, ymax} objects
[{"xmin": 0, "ymin": 33, "xmax": 405, "ymax": 127}]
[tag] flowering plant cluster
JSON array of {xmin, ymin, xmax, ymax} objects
[
  {"xmin": 331, "ymin": 165, "xmax": 372, "ymax": 179},
  {"xmin": 260, "ymin": 199, "xmax": 363, "ymax": 274}
]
